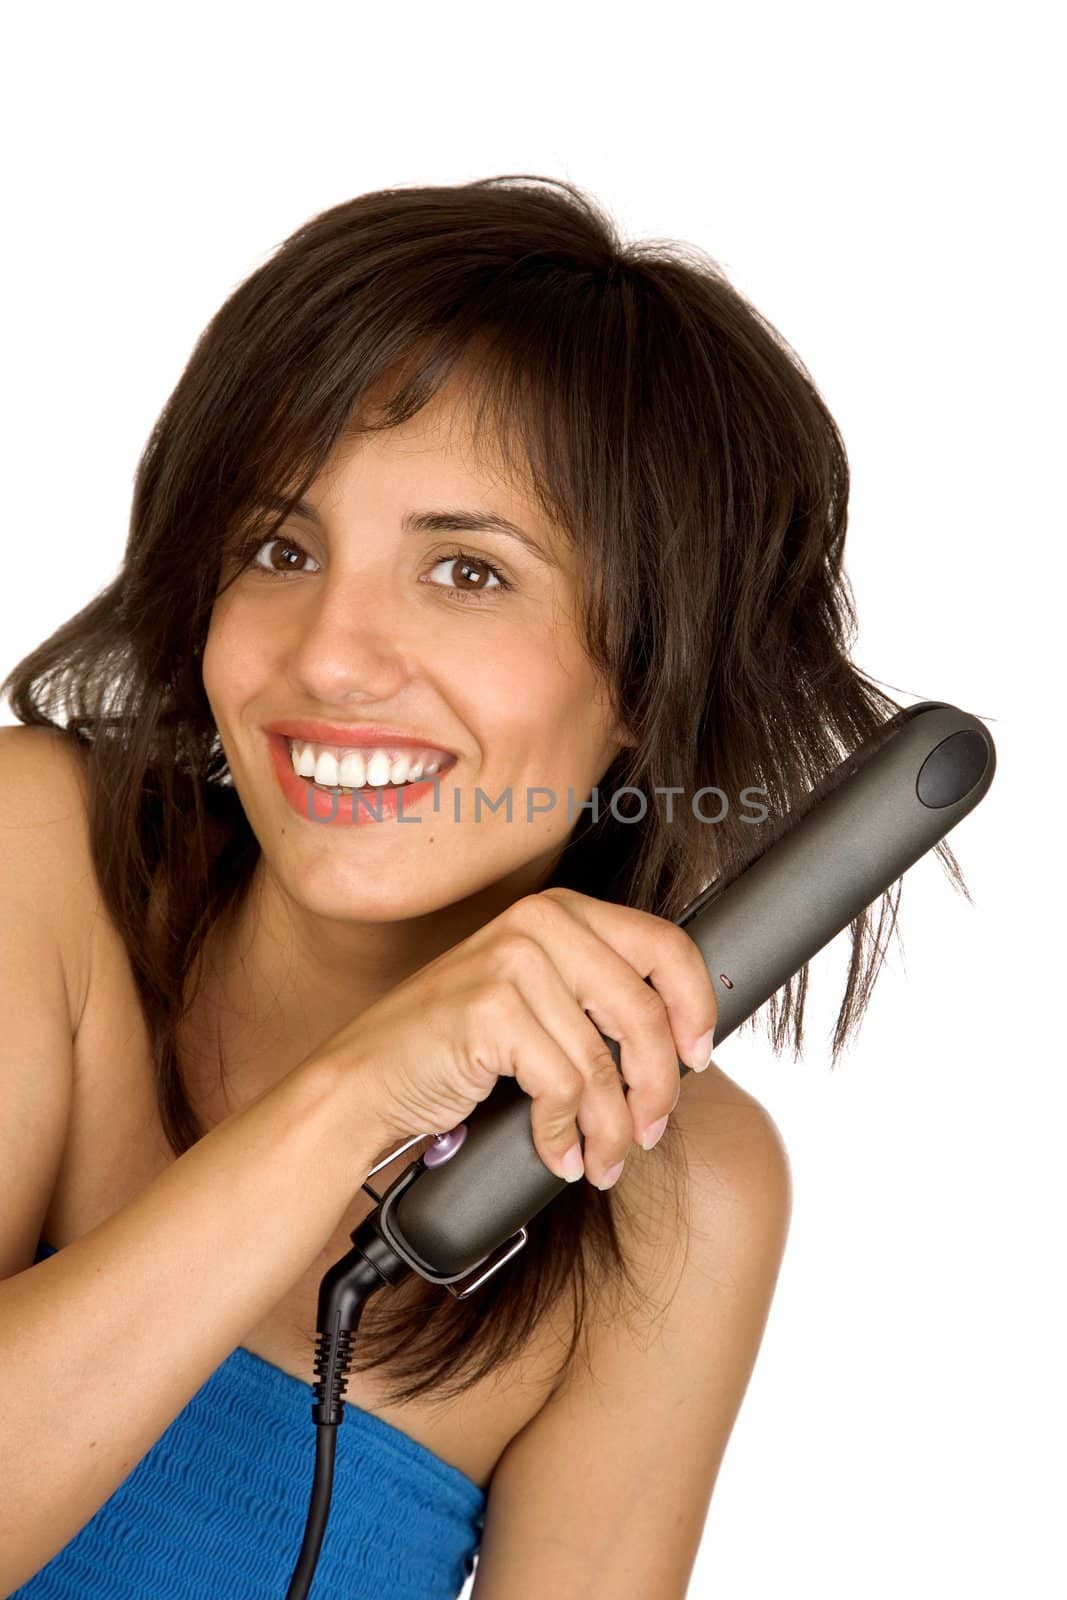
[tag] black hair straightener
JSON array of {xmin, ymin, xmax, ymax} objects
[{"xmin": 283, "ymin": 698, "xmax": 996, "ymax": 1599}]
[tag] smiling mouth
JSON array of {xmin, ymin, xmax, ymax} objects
[{"xmin": 284, "ymin": 737, "xmax": 457, "ymax": 791}]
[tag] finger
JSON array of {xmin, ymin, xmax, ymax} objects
[
  {"xmin": 538, "ymin": 887, "xmax": 719, "ymax": 1072},
  {"xmin": 493, "ymin": 933, "xmax": 641, "ymax": 1187},
  {"xmin": 507, "ymin": 899, "xmax": 685, "ymax": 1158},
  {"xmin": 470, "ymin": 978, "xmax": 593, "ymax": 1185}
]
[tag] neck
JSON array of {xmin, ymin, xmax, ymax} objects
[{"xmin": 181, "ymin": 846, "xmax": 562, "ymax": 1115}]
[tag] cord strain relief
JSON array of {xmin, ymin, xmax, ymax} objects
[{"xmin": 311, "ymin": 1329, "xmax": 354, "ymax": 1426}]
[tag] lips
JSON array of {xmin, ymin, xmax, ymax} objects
[
  {"xmin": 265, "ymin": 730, "xmax": 452, "ymax": 827},
  {"xmin": 264, "ymin": 718, "xmax": 458, "ymax": 760}
]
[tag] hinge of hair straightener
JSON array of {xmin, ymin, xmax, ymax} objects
[
  {"xmin": 359, "ymin": 1133, "xmax": 530, "ymax": 1300},
  {"xmin": 442, "ymin": 1227, "xmax": 529, "ymax": 1300}
]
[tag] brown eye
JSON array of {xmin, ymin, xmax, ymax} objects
[
  {"xmin": 260, "ymin": 539, "xmax": 317, "ymax": 574},
  {"xmin": 426, "ymin": 552, "xmax": 509, "ymax": 601},
  {"xmin": 229, "ymin": 534, "xmax": 321, "ymax": 577}
]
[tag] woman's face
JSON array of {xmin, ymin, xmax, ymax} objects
[{"xmin": 202, "ymin": 379, "xmax": 633, "ymax": 927}]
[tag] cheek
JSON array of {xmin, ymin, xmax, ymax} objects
[
  {"xmin": 474, "ymin": 650, "xmax": 608, "ymax": 774},
  {"xmin": 202, "ymin": 601, "xmax": 271, "ymax": 702},
  {"xmin": 476, "ymin": 640, "xmax": 582, "ymax": 726},
  {"xmin": 201, "ymin": 622, "xmax": 236, "ymax": 716},
  {"xmin": 200, "ymin": 621, "xmax": 223, "ymax": 707}
]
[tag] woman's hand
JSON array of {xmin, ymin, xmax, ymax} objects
[{"xmin": 310, "ymin": 886, "xmax": 718, "ymax": 1190}]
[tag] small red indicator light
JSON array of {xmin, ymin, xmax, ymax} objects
[{"xmin": 718, "ymin": 973, "xmax": 734, "ymax": 990}]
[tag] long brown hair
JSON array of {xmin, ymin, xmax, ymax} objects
[{"xmin": 1, "ymin": 174, "xmax": 968, "ymax": 1406}]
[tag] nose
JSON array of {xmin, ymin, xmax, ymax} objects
[{"xmin": 284, "ymin": 566, "xmax": 416, "ymax": 704}]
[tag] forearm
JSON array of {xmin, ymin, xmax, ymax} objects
[{"xmin": 0, "ymin": 1054, "xmax": 390, "ymax": 1593}]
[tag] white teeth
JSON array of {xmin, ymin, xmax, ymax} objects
[
  {"xmin": 287, "ymin": 738, "xmax": 449, "ymax": 788},
  {"xmin": 365, "ymin": 751, "xmax": 392, "ymax": 787},
  {"xmin": 338, "ymin": 750, "xmax": 366, "ymax": 787},
  {"xmin": 314, "ymin": 750, "xmax": 339, "ymax": 786}
]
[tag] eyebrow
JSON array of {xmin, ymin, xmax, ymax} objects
[{"xmin": 254, "ymin": 493, "xmax": 558, "ymax": 569}]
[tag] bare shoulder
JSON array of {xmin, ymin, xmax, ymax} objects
[
  {"xmin": 618, "ymin": 1054, "xmax": 793, "ymax": 1297},
  {"xmin": 676, "ymin": 1060, "xmax": 792, "ymax": 1309},
  {"xmin": 0, "ymin": 722, "xmax": 92, "ymax": 794},
  {"xmin": 671, "ymin": 1055, "xmax": 792, "ymax": 1206},
  {"xmin": 0, "ymin": 725, "xmax": 98, "ymax": 1032}
]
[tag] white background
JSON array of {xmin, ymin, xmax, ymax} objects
[{"xmin": 1, "ymin": 3, "xmax": 1062, "ymax": 1596}]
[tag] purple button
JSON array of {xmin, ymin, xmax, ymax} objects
[{"xmin": 423, "ymin": 1125, "xmax": 468, "ymax": 1167}]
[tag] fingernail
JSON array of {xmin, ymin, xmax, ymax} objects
[
  {"xmin": 639, "ymin": 1114, "xmax": 670, "ymax": 1151},
  {"xmin": 560, "ymin": 1143, "xmax": 585, "ymax": 1183},
  {"xmin": 596, "ymin": 1158, "xmax": 626, "ymax": 1191},
  {"xmin": 690, "ymin": 1027, "xmax": 715, "ymax": 1071}
]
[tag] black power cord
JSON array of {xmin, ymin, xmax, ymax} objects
[{"xmin": 284, "ymin": 1215, "xmax": 414, "ymax": 1599}]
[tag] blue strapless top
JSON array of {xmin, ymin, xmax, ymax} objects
[{"xmin": 11, "ymin": 1241, "xmax": 486, "ymax": 1599}]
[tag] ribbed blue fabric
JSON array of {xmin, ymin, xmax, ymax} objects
[{"xmin": 11, "ymin": 1241, "xmax": 486, "ymax": 1599}]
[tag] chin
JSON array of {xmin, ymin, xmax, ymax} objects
[{"xmin": 273, "ymin": 855, "xmax": 469, "ymax": 922}]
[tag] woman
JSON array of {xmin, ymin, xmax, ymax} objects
[{"xmin": 0, "ymin": 174, "xmax": 965, "ymax": 1598}]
